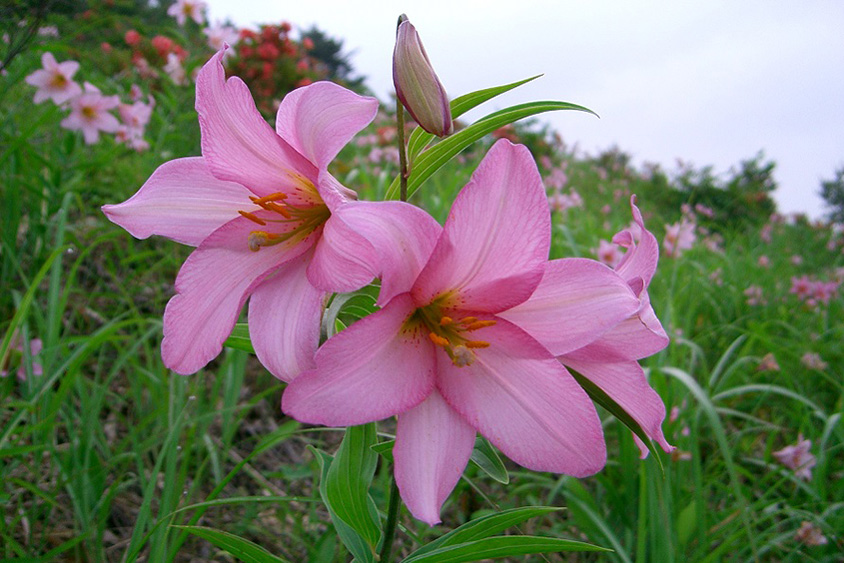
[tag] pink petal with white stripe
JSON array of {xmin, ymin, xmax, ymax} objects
[
  {"xmin": 195, "ymin": 48, "xmax": 317, "ymax": 197},
  {"xmin": 101, "ymin": 157, "xmax": 251, "ymax": 246},
  {"xmin": 395, "ymin": 391, "xmax": 476, "ymax": 525},
  {"xmin": 413, "ymin": 140, "xmax": 549, "ymax": 313},
  {"xmin": 437, "ymin": 319, "xmax": 606, "ymax": 476},
  {"xmin": 332, "ymin": 201, "xmax": 441, "ymax": 306},
  {"xmin": 248, "ymin": 251, "xmax": 325, "ymax": 382},
  {"xmin": 282, "ymin": 294, "xmax": 436, "ymax": 426},
  {"xmin": 162, "ymin": 216, "xmax": 314, "ymax": 374},
  {"xmin": 275, "ymin": 81, "xmax": 378, "ymax": 171},
  {"xmin": 499, "ymin": 258, "xmax": 639, "ymax": 356}
]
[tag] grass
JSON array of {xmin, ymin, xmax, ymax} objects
[{"xmin": 1, "ymin": 13, "xmax": 842, "ymax": 563}]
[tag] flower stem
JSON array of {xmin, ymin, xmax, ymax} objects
[
  {"xmin": 396, "ymin": 103, "xmax": 409, "ymax": 202},
  {"xmin": 379, "ymin": 471, "xmax": 401, "ymax": 563}
]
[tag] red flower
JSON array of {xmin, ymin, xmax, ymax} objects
[
  {"xmin": 302, "ymin": 37, "xmax": 314, "ymax": 50},
  {"xmin": 125, "ymin": 29, "xmax": 141, "ymax": 46},
  {"xmin": 151, "ymin": 35, "xmax": 175, "ymax": 58},
  {"xmin": 257, "ymin": 42, "xmax": 280, "ymax": 61}
]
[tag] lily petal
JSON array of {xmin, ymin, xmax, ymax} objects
[
  {"xmin": 195, "ymin": 48, "xmax": 317, "ymax": 197},
  {"xmin": 562, "ymin": 358, "xmax": 673, "ymax": 456},
  {"xmin": 395, "ymin": 391, "xmax": 476, "ymax": 526},
  {"xmin": 500, "ymin": 258, "xmax": 640, "ymax": 356},
  {"xmin": 247, "ymin": 250, "xmax": 324, "ymax": 382},
  {"xmin": 282, "ymin": 294, "xmax": 436, "ymax": 426},
  {"xmin": 275, "ymin": 81, "xmax": 379, "ymax": 171},
  {"xmin": 437, "ymin": 319, "xmax": 606, "ymax": 476},
  {"xmin": 564, "ymin": 299, "xmax": 668, "ymax": 363},
  {"xmin": 162, "ymin": 216, "xmax": 314, "ymax": 374},
  {"xmin": 307, "ymin": 208, "xmax": 379, "ymax": 293},
  {"xmin": 614, "ymin": 196, "xmax": 659, "ymax": 287},
  {"xmin": 102, "ymin": 157, "xmax": 251, "ymax": 246},
  {"xmin": 331, "ymin": 201, "xmax": 442, "ymax": 306},
  {"xmin": 413, "ymin": 139, "xmax": 549, "ymax": 313}
]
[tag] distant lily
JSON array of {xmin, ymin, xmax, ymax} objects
[
  {"xmin": 60, "ymin": 82, "xmax": 120, "ymax": 144},
  {"xmin": 283, "ymin": 140, "xmax": 641, "ymax": 524},
  {"xmin": 103, "ymin": 48, "xmax": 437, "ymax": 380},
  {"xmin": 25, "ymin": 52, "xmax": 83, "ymax": 105},
  {"xmin": 773, "ymin": 435, "xmax": 816, "ymax": 480},
  {"xmin": 167, "ymin": 0, "xmax": 207, "ymax": 26}
]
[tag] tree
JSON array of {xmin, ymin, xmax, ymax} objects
[{"xmin": 819, "ymin": 165, "xmax": 844, "ymax": 223}]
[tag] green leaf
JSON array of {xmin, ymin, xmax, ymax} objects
[
  {"xmin": 171, "ymin": 525, "xmax": 291, "ymax": 563},
  {"xmin": 385, "ymin": 100, "xmax": 596, "ymax": 200},
  {"xmin": 324, "ymin": 424, "xmax": 382, "ymax": 549},
  {"xmin": 371, "ymin": 438, "xmax": 395, "ymax": 463},
  {"xmin": 568, "ymin": 368, "xmax": 665, "ymax": 472},
  {"xmin": 223, "ymin": 322, "xmax": 254, "ymax": 353},
  {"xmin": 403, "ymin": 535, "xmax": 610, "ymax": 562},
  {"xmin": 407, "ymin": 506, "xmax": 561, "ymax": 559},
  {"xmin": 469, "ymin": 436, "xmax": 509, "ymax": 484},
  {"xmin": 311, "ymin": 448, "xmax": 376, "ymax": 563},
  {"xmin": 404, "ymin": 75, "xmax": 543, "ymax": 168}
]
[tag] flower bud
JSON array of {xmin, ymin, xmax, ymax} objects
[{"xmin": 392, "ymin": 15, "xmax": 453, "ymax": 137}]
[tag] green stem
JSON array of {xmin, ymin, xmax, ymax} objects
[
  {"xmin": 379, "ymin": 472, "xmax": 401, "ymax": 563},
  {"xmin": 396, "ymin": 103, "xmax": 409, "ymax": 202}
]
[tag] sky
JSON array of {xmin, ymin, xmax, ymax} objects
[{"xmin": 206, "ymin": 0, "xmax": 844, "ymax": 219}]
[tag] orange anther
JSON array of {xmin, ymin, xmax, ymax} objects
[
  {"xmin": 264, "ymin": 201, "xmax": 292, "ymax": 218},
  {"xmin": 428, "ymin": 332, "xmax": 450, "ymax": 347},
  {"xmin": 465, "ymin": 340, "xmax": 490, "ymax": 349},
  {"xmin": 238, "ymin": 210, "xmax": 266, "ymax": 225},
  {"xmin": 460, "ymin": 317, "xmax": 478, "ymax": 325},
  {"xmin": 251, "ymin": 191, "xmax": 288, "ymax": 204},
  {"xmin": 439, "ymin": 316, "xmax": 454, "ymax": 326},
  {"xmin": 464, "ymin": 320, "xmax": 496, "ymax": 332}
]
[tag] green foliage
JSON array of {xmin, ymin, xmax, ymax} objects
[{"xmin": 1, "ymin": 3, "xmax": 843, "ymax": 562}]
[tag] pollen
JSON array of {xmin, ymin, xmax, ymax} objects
[{"xmin": 407, "ymin": 298, "xmax": 497, "ymax": 368}]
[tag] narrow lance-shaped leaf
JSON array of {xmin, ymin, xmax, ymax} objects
[
  {"xmin": 403, "ymin": 535, "xmax": 611, "ymax": 563},
  {"xmin": 170, "ymin": 526, "xmax": 291, "ymax": 563},
  {"xmin": 569, "ymin": 368, "xmax": 665, "ymax": 473},
  {"xmin": 408, "ymin": 506, "xmax": 562, "ymax": 559},
  {"xmin": 324, "ymin": 424, "xmax": 382, "ymax": 550},
  {"xmin": 310, "ymin": 447, "xmax": 376, "ymax": 563},
  {"xmin": 469, "ymin": 436, "xmax": 509, "ymax": 484},
  {"xmin": 403, "ymin": 75, "xmax": 542, "ymax": 168},
  {"xmin": 385, "ymin": 100, "xmax": 596, "ymax": 200}
]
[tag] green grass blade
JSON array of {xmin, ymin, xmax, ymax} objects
[
  {"xmin": 171, "ymin": 526, "xmax": 291, "ymax": 563},
  {"xmin": 404, "ymin": 535, "xmax": 610, "ymax": 562}
]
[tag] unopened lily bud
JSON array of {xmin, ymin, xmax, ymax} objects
[{"xmin": 392, "ymin": 14, "xmax": 453, "ymax": 137}]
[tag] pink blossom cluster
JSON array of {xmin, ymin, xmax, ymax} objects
[
  {"xmin": 0, "ymin": 334, "xmax": 42, "ymax": 381},
  {"xmin": 800, "ymin": 352, "xmax": 828, "ymax": 371},
  {"xmin": 24, "ymin": 52, "xmax": 154, "ymax": 150},
  {"xmin": 743, "ymin": 285, "xmax": 765, "ymax": 306},
  {"xmin": 663, "ymin": 217, "xmax": 696, "ymax": 258},
  {"xmin": 103, "ymin": 48, "xmax": 674, "ymax": 526},
  {"xmin": 789, "ymin": 275, "xmax": 840, "ymax": 308}
]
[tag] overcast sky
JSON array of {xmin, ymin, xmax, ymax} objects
[{"xmin": 206, "ymin": 0, "xmax": 844, "ymax": 219}]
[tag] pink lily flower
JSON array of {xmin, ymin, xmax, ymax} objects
[
  {"xmin": 511, "ymin": 197, "xmax": 673, "ymax": 458},
  {"xmin": 60, "ymin": 83, "xmax": 120, "ymax": 145},
  {"xmin": 25, "ymin": 52, "xmax": 83, "ymax": 105},
  {"xmin": 167, "ymin": 0, "xmax": 207, "ymax": 26},
  {"xmin": 283, "ymin": 140, "xmax": 642, "ymax": 525},
  {"xmin": 102, "ymin": 48, "xmax": 438, "ymax": 380}
]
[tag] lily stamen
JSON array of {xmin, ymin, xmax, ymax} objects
[{"xmin": 238, "ymin": 210, "xmax": 266, "ymax": 225}]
